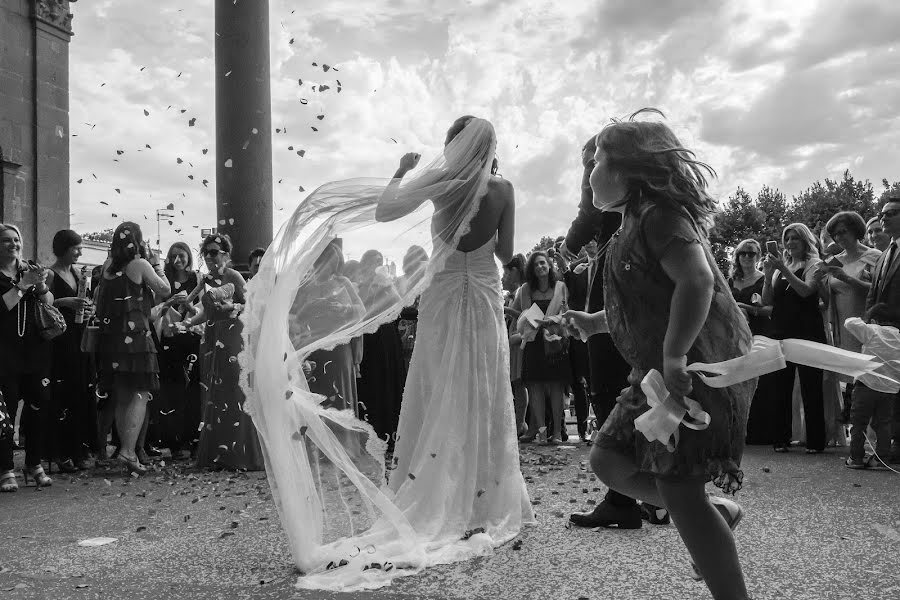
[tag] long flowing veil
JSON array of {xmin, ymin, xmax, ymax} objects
[{"xmin": 239, "ymin": 119, "xmax": 498, "ymax": 589}]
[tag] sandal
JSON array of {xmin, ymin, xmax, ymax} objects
[
  {"xmin": 23, "ymin": 465, "xmax": 52, "ymax": 488},
  {"xmin": 773, "ymin": 444, "xmax": 789, "ymax": 453},
  {"xmin": 0, "ymin": 470, "xmax": 17, "ymax": 493},
  {"xmin": 805, "ymin": 448, "xmax": 823, "ymax": 455}
]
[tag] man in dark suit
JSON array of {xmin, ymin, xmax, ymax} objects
[
  {"xmin": 562, "ymin": 136, "xmax": 668, "ymax": 528},
  {"xmin": 865, "ymin": 197, "xmax": 900, "ymax": 462}
]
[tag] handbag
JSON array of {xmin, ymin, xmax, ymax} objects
[
  {"xmin": 80, "ymin": 318, "xmax": 100, "ymax": 353},
  {"xmin": 33, "ymin": 298, "xmax": 67, "ymax": 341}
]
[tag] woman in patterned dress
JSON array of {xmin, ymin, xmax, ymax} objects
[{"xmin": 189, "ymin": 234, "xmax": 263, "ymax": 470}]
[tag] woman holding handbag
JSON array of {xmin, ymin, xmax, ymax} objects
[
  {"xmin": 510, "ymin": 250, "xmax": 571, "ymax": 444},
  {"xmin": 0, "ymin": 223, "xmax": 56, "ymax": 491}
]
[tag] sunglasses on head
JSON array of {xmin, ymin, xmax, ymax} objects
[{"xmin": 203, "ymin": 248, "xmax": 223, "ymax": 258}]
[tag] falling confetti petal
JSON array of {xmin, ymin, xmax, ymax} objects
[
  {"xmin": 224, "ymin": 159, "xmax": 233, "ymax": 168},
  {"xmin": 189, "ymin": 117, "xmax": 197, "ymax": 127}
]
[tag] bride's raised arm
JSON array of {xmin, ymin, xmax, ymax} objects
[{"xmin": 376, "ymin": 152, "xmax": 425, "ymax": 222}]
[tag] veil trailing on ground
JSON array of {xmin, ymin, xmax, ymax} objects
[{"xmin": 239, "ymin": 118, "xmax": 497, "ymax": 589}]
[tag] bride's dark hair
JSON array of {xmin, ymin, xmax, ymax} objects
[{"xmin": 445, "ymin": 115, "xmax": 476, "ymax": 146}]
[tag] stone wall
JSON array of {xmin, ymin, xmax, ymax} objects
[{"xmin": 0, "ymin": 0, "xmax": 73, "ymax": 263}]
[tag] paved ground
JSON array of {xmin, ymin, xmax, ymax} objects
[{"xmin": 0, "ymin": 442, "xmax": 897, "ymax": 600}]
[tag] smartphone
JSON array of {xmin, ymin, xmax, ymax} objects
[{"xmin": 766, "ymin": 241, "xmax": 778, "ymax": 256}]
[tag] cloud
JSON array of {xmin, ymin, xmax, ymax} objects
[{"xmin": 65, "ymin": 0, "xmax": 900, "ymax": 257}]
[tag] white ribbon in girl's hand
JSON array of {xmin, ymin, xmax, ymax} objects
[
  {"xmin": 634, "ymin": 335, "xmax": 889, "ymax": 451},
  {"xmin": 634, "ymin": 370, "xmax": 710, "ymax": 453}
]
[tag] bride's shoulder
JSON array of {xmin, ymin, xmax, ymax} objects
[{"xmin": 487, "ymin": 176, "xmax": 514, "ymax": 199}]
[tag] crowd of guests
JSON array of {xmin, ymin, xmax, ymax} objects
[
  {"xmin": 3, "ymin": 199, "xmax": 898, "ymax": 495},
  {"xmin": 501, "ymin": 204, "xmax": 900, "ymax": 473},
  {"xmin": 0, "ymin": 222, "xmax": 275, "ymax": 491}
]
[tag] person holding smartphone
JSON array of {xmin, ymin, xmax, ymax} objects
[{"xmin": 762, "ymin": 223, "xmax": 827, "ymax": 454}]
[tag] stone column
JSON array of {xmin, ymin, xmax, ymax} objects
[
  {"xmin": 32, "ymin": 0, "xmax": 74, "ymax": 264},
  {"xmin": 214, "ymin": 0, "xmax": 273, "ymax": 270}
]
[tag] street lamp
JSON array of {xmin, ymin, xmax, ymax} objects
[{"xmin": 156, "ymin": 203, "xmax": 176, "ymax": 251}]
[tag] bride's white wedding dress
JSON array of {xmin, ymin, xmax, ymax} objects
[
  {"xmin": 388, "ymin": 235, "xmax": 534, "ymax": 551},
  {"xmin": 240, "ymin": 117, "xmax": 531, "ymax": 591}
]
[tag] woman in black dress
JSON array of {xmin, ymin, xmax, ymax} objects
[
  {"xmin": 0, "ymin": 223, "xmax": 55, "ymax": 490},
  {"xmin": 727, "ymin": 239, "xmax": 775, "ymax": 445},
  {"xmin": 46, "ymin": 230, "xmax": 97, "ymax": 472},
  {"xmin": 150, "ymin": 242, "xmax": 202, "ymax": 460},
  {"xmin": 355, "ymin": 249, "xmax": 405, "ymax": 449},
  {"xmin": 762, "ymin": 224, "xmax": 827, "ymax": 453}
]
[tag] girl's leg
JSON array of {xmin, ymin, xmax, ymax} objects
[
  {"xmin": 590, "ymin": 445, "xmax": 664, "ymax": 506},
  {"xmin": 549, "ymin": 381, "xmax": 566, "ymax": 441},
  {"xmin": 526, "ymin": 382, "xmax": 547, "ymax": 440},
  {"xmin": 512, "ymin": 379, "xmax": 528, "ymax": 433},
  {"xmin": 656, "ymin": 477, "xmax": 748, "ymax": 600},
  {"xmin": 114, "ymin": 387, "xmax": 148, "ymax": 462}
]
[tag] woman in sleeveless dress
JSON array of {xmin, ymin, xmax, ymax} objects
[
  {"xmin": 189, "ymin": 234, "xmax": 263, "ymax": 471},
  {"xmin": 151, "ymin": 242, "xmax": 202, "ymax": 459},
  {"xmin": 727, "ymin": 239, "xmax": 775, "ymax": 445},
  {"xmin": 762, "ymin": 223, "xmax": 827, "ymax": 454},
  {"xmin": 95, "ymin": 222, "xmax": 171, "ymax": 474},
  {"xmin": 46, "ymin": 230, "xmax": 97, "ymax": 471}
]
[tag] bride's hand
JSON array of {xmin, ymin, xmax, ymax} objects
[{"xmin": 398, "ymin": 152, "xmax": 421, "ymax": 175}]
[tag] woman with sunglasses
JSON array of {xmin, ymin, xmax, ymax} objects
[
  {"xmin": 728, "ymin": 239, "xmax": 776, "ymax": 445},
  {"xmin": 189, "ymin": 234, "xmax": 263, "ymax": 470}
]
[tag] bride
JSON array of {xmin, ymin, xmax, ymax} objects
[{"xmin": 240, "ymin": 116, "xmax": 533, "ymax": 591}]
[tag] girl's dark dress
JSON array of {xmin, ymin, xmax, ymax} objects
[
  {"xmin": 151, "ymin": 271, "xmax": 202, "ymax": 454},
  {"xmin": 597, "ymin": 201, "xmax": 755, "ymax": 492},
  {"xmin": 48, "ymin": 268, "xmax": 97, "ymax": 460},
  {"xmin": 195, "ymin": 274, "xmax": 264, "ymax": 470},
  {"xmin": 770, "ymin": 266, "xmax": 826, "ymax": 452},
  {"xmin": 95, "ymin": 271, "xmax": 159, "ymax": 393},
  {"xmin": 728, "ymin": 276, "xmax": 776, "ymax": 445}
]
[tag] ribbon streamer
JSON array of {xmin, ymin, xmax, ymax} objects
[
  {"xmin": 635, "ymin": 335, "xmax": 890, "ymax": 451},
  {"xmin": 686, "ymin": 335, "xmax": 882, "ymax": 388},
  {"xmin": 634, "ymin": 370, "xmax": 710, "ymax": 453}
]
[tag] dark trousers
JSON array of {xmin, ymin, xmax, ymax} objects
[
  {"xmin": 849, "ymin": 383, "xmax": 894, "ymax": 460},
  {"xmin": 774, "ymin": 362, "xmax": 825, "ymax": 451},
  {"xmin": 1, "ymin": 373, "xmax": 51, "ymax": 471},
  {"xmin": 587, "ymin": 332, "xmax": 634, "ymax": 507},
  {"xmin": 569, "ymin": 338, "xmax": 591, "ymax": 437},
  {"xmin": 587, "ymin": 333, "xmax": 631, "ymax": 428}
]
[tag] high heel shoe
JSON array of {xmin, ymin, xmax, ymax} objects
[
  {"xmin": 117, "ymin": 454, "xmax": 147, "ymax": 475},
  {"xmin": 23, "ymin": 466, "xmax": 52, "ymax": 488}
]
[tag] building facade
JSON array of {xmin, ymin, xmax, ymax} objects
[{"xmin": 0, "ymin": 0, "xmax": 74, "ymax": 263}]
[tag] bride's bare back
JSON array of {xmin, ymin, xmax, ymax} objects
[{"xmin": 451, "ymin": 177, "xmax": 516, "ymax": 263}]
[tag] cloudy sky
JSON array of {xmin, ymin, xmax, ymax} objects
[{"xmin": 68, "ymin": 0, "xmax": 900, "ymax": 258}]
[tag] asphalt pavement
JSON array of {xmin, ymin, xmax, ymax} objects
[{"xmin": 0, "ymin": 443, "xmax": 897, "ymax": 600}]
